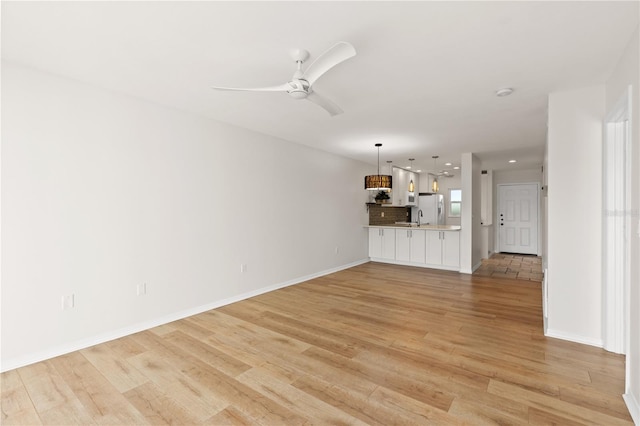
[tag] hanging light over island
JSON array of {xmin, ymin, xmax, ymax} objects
[{"xmin": 364, "ymin": 143, "xmax": 392, "ymax": 191}]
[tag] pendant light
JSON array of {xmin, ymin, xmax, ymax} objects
[
  {"xmin": 408, "ymin": 158, "xmax": 415, "ymax": 192},
  {"xmin": 364, "ymin": 143, "xmax": 392, "ymax": 191},
  {"xmin": 431, "ymin": 156, "xmax": 439, "ymax": 193}
]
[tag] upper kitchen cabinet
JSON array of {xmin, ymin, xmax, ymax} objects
[{"xmin": 392, "ymin": 167, "xmax": 419, "ymax": 206}]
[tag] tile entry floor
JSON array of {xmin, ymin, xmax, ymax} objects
[{"xmin": 473, "ymin": 253, "xmax": 543, "ymax": 282}]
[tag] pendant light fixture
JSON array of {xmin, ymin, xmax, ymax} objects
[
  {"xmin": 431, "ymin": 156, "xmax": 439, "ymax": 193},
  {"xmin": 408, "ymin": 158, "xmax": 415, "ymax": 192},
  {"xmin": 364, "ymin": 143, "xmax": 392, "ymax": 191}
]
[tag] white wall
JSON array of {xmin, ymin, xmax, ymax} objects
[
  {"xmin": 459, "ymin": 152, "xmax": 482, "ymax": 273},
  {"xmin": 605, "ymin": 27, "xmax": 639, "ymax": 423},
  {"xmin": 1, "ymin": 63, "xmax": 371, "ymax": 371},
  {"xmin": 471, "ymin": 155, "xmax": 483, "ymax": 270},
  {"xmin": 546, "ymin": 85, "xmax": 605, "ymax": 347}
]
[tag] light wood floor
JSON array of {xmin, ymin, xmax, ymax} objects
[{"xmin": 1, "ymin": 262, "xmax": 632, "ymax": 425}]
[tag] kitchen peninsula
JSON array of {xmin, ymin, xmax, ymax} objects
[{"xmin": 366, "ymin": 224, "xmax": 461, "ymax": 271}]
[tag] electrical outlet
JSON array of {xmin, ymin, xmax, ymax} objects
[
  {"xmin": 334, "ymin": 246, "xmax": 339, "ymax": 254},
  {"xmin": 381, "ymin": 211, "xmax": 385, "ymax": 217},
  {"xmin": 61, "ymin": 294, "xmax": 74, "ymax": 310},
  {"xmin": 240, "ymin": 264, "xmax": 247, "ymax": 273},
  {"xmin": 137, "ymin": 283, "xmax": 147, "ymax": 296}
]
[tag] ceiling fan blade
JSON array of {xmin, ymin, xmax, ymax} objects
[
  {"xmin": 306, "ymin": 91, "xmax": 343, "ymax": 116},
  {"xmin": 211, "ymin": 83, "xmax": 291, "ymax": 92},
  {"xmin": 302, "ymin": 41, "xmax": 356, "ymax": 85}
]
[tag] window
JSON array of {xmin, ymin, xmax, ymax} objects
[{"xmin": 449, "ymin": 189, "xmax": 461, "ymax": 217}]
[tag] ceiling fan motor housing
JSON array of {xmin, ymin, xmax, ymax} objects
[{"xmin": 287, "ymin": 79, "xmax": 310, "ymax": 99}]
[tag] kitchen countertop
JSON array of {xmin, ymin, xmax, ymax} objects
[{"xmin": 365, "ymin": 224, "xmax": 461, "ymax": 231}]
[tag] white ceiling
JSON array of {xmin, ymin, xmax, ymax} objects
[{"xmin": 2, "ymin": 1, "xmax": 638, "ymax": 173}]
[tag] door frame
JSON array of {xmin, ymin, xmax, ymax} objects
[
  {"xmin": 495, "ymin": 182, "xmax": 541, "ymax": 256},
  {"xmin": 602, "ymin": 85, "xmax": 632, "ymax": 361}
]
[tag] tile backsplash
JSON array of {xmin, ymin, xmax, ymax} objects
[{"xmin": 368, "ymin": 205, "xmax": 411, "ymax": 225}]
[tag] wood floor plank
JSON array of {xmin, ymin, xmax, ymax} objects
[
  {"xmin": 203, "ymin": 406, "xmax": 256, "ymax": 425},
  {"xmin": 162, "ymin": 330, "xmax": 252, "ymax": 377},
  {"xmin": 123, "ymin": 382, "xmax": 202, "ymax": 425},
  {"xmin": 126, "ymin": 350, "xmax": 229, "ymax": 420},
  {"xmin": 290, "ymin": 374, "xmax": 389, "ymax": 426},
  {"xmin": 1, "ymin": 370, "xmax": 42, "ymax": 425},
  {"xmin": 447, "ymin": 395, "xmax": 529, "ymax": 425},
  {"xmin": 1, "ymin": 262, "xmax": 633, "ymax": 425},
  {"xmin": 235, "ymin": 366, "xmax": 367, "ymax": 425},
  {"xmin": 80, "ymin": 344, "xmax": 149, "ymax": 393},
  {"xmin": 488, "ymin": 379, "xmax": 632, "ymax": 425},
  {"xmin": 48, "ymin": 351, "xmax": 149, "ymax": 425},
  {"xmin": 17, "ymin": 361, "xmax": 81, "ymax": 415}
]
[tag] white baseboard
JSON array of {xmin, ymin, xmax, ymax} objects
[
  {"xmin": 369, "ymin": 258, "xmax": 460, "ymax": 272},
  {"xmin": 1, "ymin": 259, "xmax": 369, "ymax": 373},
  {"xmin": 624, "ymin": 393, "xmax": 640, "ymax": 425},
  {"xmin": 545, "ymin": 328, "xmax": 603, "ymax": 348},
  {"xmin": 458, "ymin": 260, "xmax": 483, "ymax": 275}
]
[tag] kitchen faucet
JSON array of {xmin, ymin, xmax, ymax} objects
[{"xmin": 417, "ymin": 209, "xmax": 423, "ymax": 226}]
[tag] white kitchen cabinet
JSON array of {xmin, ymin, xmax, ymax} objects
[
  {"xmin": 442, "ymin": 231, "xmax": 460, "ymax": 267},
  {"xmin": 425, "ymin": 230, "xmax": 460, "ymax": 268},
  {"xmin": 392, "ymin": 167, "xmax": 407, "ymax": 206},
  {"xmin": 391, "ymin": 167, "xmax": 419, "ymax": 206},
  {"xmin": 395, "ymin": 229, "xmax": 426, "ymax": 263},
  {"xmin": 369, "ymin": 228, "xmax": 396, "ymax": 260}
]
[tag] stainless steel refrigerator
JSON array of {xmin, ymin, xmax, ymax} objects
[{"xmin": 415, "ymin": 193, "xmax": 445, "ymax": 225}]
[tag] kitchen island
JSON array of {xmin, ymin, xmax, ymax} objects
[{"xmin": 366, "ymin": 224, "xmax": 461, "ymax": 271}]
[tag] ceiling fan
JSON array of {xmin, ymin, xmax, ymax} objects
[{"xmin": 211, "ymin": 42, "xmax": 356, "ymax": 117}]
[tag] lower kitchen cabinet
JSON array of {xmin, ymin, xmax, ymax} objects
[
  {"xmin": 426, "ymin": 230, "xmax": 460, "ymax": 268},
  {"xmin": 369, "ymin": 227, "xmax": 396, "ymax": 260},
  {"xmin": 396, "ymin": 229, "xmax": 426, "ymax": 263},
  {"xmin": 368, "ymin": 227, "xmax": 459, "ymax": 271},
  {"xmin": 442, "ymin": 231, "xmax": 460, "ymax": 267}
]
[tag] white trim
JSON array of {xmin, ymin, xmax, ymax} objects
[
  {"xmin": 370, "ymin": 258, "xmax": 460, "ymax": 272},
  {"xmin": 602, "ymin": 85, "xmax": 632, "ymax": 357},
  {"xmin": 459, "ymin": 260, "xmax": 482, "ymax": 275},
  {"xmin": 545, "ymin": 328, "xmax": 603, "ymax": 348},
  {"xmin": 0, "ymin": 259, "xmax": 369, "ymax": 373},
  {"xmin": 623, "ymin": 393, "xmax": 640, "ymax": 425}
]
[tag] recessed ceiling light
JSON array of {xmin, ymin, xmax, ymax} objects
[
  {"xmin": 509, "ymin": 159, "xmax": 517, "ymax": 163},
  {"xmin": 496, "ymin": 88, "xmax": 514, "ymax": 97},
  {"xmin": 416, "ymin": 169, "xmax": 422, "ymax": 172},
  {"xmin": 445, "ymin": 162, "xmax": 452, "ymax": 166},
  {"xmin": 453, "ymin": 166, "xmax": 460, "ymax": 170}
]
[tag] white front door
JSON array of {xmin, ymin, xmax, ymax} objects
[{"xmin": 498, "ymin": 184, "xmax": 539, "ymax": 255}]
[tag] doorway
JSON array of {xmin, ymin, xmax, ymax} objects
[
  {"xmin": 603, "ymin": 86, "xmax": 631, "ymax": 357},
  {"xmin": 497, "ymin": 183, "xmax": 539, "ymax": 255}
]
